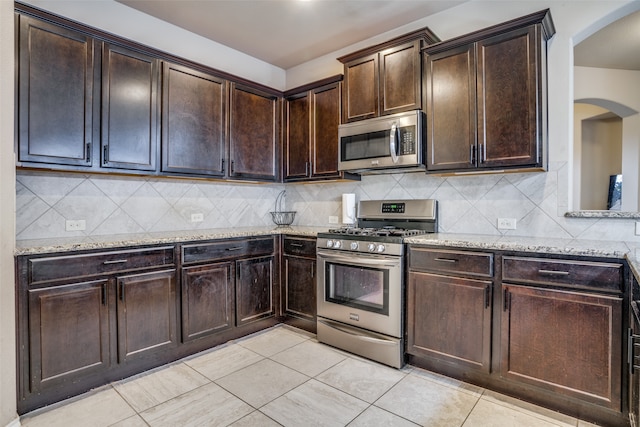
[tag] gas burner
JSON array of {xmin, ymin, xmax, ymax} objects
[{"xmin": 326, "ymin": 227, "xmax": 429, "ymax": 238}]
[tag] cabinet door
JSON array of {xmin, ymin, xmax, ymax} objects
[
  {"xmin": 181, "ymin": 263, "xmax": 234, "ymax": 342},
  {"xmin": 283, "ymin": 255, "xmax": 316, "ymax": 321},
  {"xmin": 162, "ymin": 63, "xmax": 226, "ymax": 177},
  {"xmin": 380, "ymin": 40, "xmax": 421, "ymax": 116},
  {"xmin": 18, "ymin": 15, "xmax": 94, "ymax": 167},
  {"xmin": 116, "ymin": 270, "xmax": 177, "ymax": 362},
  {"xmin": 284, "ymin": 93, "xmax": 310, "ymax": 180},
  {"xmin": 229, "ymin": 84, "xmax": 278, "ymax": 181},
  {"xmin": 311, "ymin": 82, "xmax": 341, "ymax": 178},
  {"xmin": 631, "ymin": 303, "xmax": 640, "ymax": 427},
  {"xmin": 28, "ymin": 280, "xmax": 111, "ymax": 393},
  {"xmin": 101, "ymin": 43, "xmax": 159, "ymax": 171},
  {"xmin": 477, "ymin": 26, "xmax": 540, "ymax": 168},
  {"xmin": 501, "ymin": 284, "xmax": 622, "ymax": 409},
  {"xmin": 342, "ymin": 53, "xmax": 378, "ymax": 122},
  {"xmin": 236, "ymin": 256, "xmax": 274, "ymax": 325},
  {"xmin": 407, "ymin": 272, "xmax": 491, "ymax": 372},
  {"xmin": 425, "ymin": 44, "xmax": 477, "ymax": 171}
]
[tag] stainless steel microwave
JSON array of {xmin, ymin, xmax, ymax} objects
[{"xmin": 338, "ymin": 110, "xmax": 425, "ymax": 174}]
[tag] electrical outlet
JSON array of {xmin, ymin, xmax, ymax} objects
[
  {"xmin": 328, "ymin": 216, "xmax": 339, "ymax": 224},
  {"xmin": 497, "ymin": 218, "xmax": 517, "ymax": 230},
  {"xmin": 65, "ymin": 219, "xmax": 86, "ymax": 231},
  {"xmin": 191, "ymin": 213, "xmax": 204, "ymax": 223}
]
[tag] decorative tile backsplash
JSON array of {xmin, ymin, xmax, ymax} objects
[{"xmin": 16, "ymin": 163, "xmax": 640, "ymax": 244}]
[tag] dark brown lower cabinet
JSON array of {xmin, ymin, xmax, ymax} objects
[
  {"xmin": 27, "ymin": 279, "xmax": 111, "ymax": 394},
  {"xmin": 281, "ymin": 236, "xmax": 317, "ymax": 332},
  {"xmin": 630, "ymin": 301, "xmax": 640, "ymax": 426},
  {"xmin": 501, "ymin": 284, "xmax": 622, "ymax": 410},
  {"xmin": 283, "ymin": 256, "xmax": 316, "ymax": 322},
  {"xmin": 236, "ymin": 256, "xmax": 275, "ymax": 325},
  {"xmin": 181, "ymin": 263, "xmax": 234, "ymax": 342},
  {"xmin": 407, "ymin": 272, "xmax": 491, "ymax": 372},
  {"xmin": 116, "ymin": 270, "xmax": 177, "ymax": 362}
]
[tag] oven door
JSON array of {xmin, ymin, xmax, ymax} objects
[{"xmin": 317, "ymin": 249, "xmax": 402, "ymax": 338}]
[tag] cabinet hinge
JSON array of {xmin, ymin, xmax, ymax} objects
[
  {"xmin": 86, "ymin": 142, "xmax": 91, "ymax": 163},
  {"xmin": 103, "ymin": 145, "xmax": 109, "ymax": 164}
]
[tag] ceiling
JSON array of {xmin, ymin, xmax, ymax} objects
[
  {"xmin": 116, "ymin": 0, "xmax": 639, "ymax": 71},
  {"xmin": 115, "ymin": 0, "xmax": 465, "ymax": 69},
  {"xmin": 574, "ymin": 9, "xmax": 640, "ymax": 71}
]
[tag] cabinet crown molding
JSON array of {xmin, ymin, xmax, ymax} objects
[{"xmin": 423, "ymin": 9, "xmax": 555, "ymax": 55}]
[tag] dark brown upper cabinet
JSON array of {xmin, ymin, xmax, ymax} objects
[
  {"xmin": 284, "ymin": 76, "xmax": 352, "ymax": 182},
  {"xmin": 161, "ymin": 63, "xmax": 227, "ymax": 177},
  {"xmin": 228, "ymin": 83, "xmax": 279, "ymax": 181},
  {"xmin": 101, "ymin": 43, "xmax": 160, "ymax": 172},
  {"xmin": 338, "ymin": 28, "xmax": 439, "ymax": 123},
  {"xmin": 424, "ymin": 10, "xmax": 555, "ymax": 173},
  {"xmin": 17, "ymin": 14, "xmax": 96, "ymax": 167}
]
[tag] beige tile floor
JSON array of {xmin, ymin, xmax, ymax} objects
[{"xmin": 20, "ymin": 325, "xmax": 602, "ymax": 427}]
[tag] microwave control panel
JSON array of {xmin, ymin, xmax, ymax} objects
[{"xmin": 399, "ymin": 127, "xmax": 415, "ymax": 155}]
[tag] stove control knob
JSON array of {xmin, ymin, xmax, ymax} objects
[
  {"xmin": 367, "ymin": 243, "xmax": 376, "ymax": 252},
  {"xmin": 326, "ymin": 240, "xmax": 334, "ymax": 248},
  {"xmin": 377, "ymin": 244, "xmax": 386, "ymax": 253},
  {"xmin": 350, "ymin": 242, "xmax": 359, "ymax": 250},
  {"xmin": 334, "ymin": 240, "xmax": 343, "ymax": 249}
]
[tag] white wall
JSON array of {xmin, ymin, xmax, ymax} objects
[
  {"xmin": 0, "ymin": 0, "xmax": 17, "ymax": 425},
  {"xmin": 574, "ymin": 66, "xmax": 640, "ymax": 211},
  {"xmin": 580, "ymin": 116, "xmax": 622, "ymax": 210},
  {"xmin": 22, "ymin": 0, "xmax": 287, "ymax": 90}
]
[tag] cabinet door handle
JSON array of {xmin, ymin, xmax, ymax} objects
[
  {"xmin": 120, "ymin": 282, "xmax": 125, "ymax": 302},
  {"xmin": 470, "ymin": 145, "xmax": 475, "ymax": 165},
  {"xmin": 484, "ymin": 284, "xmax": 491, "ymax": 309},
  {"xmin": 103, "ymin": 145, "xmax": 109, "ymax": 164},
  {"xmin": 101, "ymin": 283, "xmax": 107, "ymax": 306},
  {"xmin": 503, "ymin": 288, "xmax": 510, "ymax": 312},
  {"xmin": 221, "ymin": 158, "xmax": 225, "ymax": 173},
  {"xmin": 86, "ymin": 142, "xmax": 91, "ymax": 162},
  {"xmin": 310, "ymin": 261, "xmax": 315, "ymax": 278},
  {"xmin": 538, "ymin": 269, "xmax": 570, "ymax": 277},
  {"xmin": 434, "ymin": 257, "xmax": 458, "ymax": 263},
  {"xmin": 226, "ymin": 246, "xmax": 243, "ymax": 251},
  {"xmin": 103, "ymin": 259, "xmax": 128, "ymax": 265}
]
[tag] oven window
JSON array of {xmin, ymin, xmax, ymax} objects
[{"xmin": 325, "ymin": 262, "xmax": 389, "ymax": 315}]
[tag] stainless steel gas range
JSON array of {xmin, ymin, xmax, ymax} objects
[{"xmin": 316, "ymin": 199, "xmax": 437, "ymax": 368}]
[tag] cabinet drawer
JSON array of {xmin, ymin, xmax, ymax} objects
[
  {"xmin": 283, "ymin": 237, "xmax": 316, "ymax": 258},
  {"xmin": 29, "ymin": 246, "xmax": 175, "ymax": 285},
  {"xmin": 409, "ymin": 247, "xmax": 493, "ymax": 278},
  {"xmin": 502, "ymin": 256, "xmax": 624, "ymax": 292},
  {"xmin": 182, "ymin": 237, "xmax": 274, "ymax": 264}
]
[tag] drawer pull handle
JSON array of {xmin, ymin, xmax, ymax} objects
[
  {"xmin": 103, "ymin": 259, "xmax": 128, "ymax": 265},
  {"xmin": 538, "ymin": 269, "xmax": 569, "ymax": 277},
  {"xmin": 434, "ymin": 258, "xmax": 458, "ymax": 263},
  {"xmin": 226, "ymin": 247, "xmax": 243, "ymax": 251},
  {"xmin": 290, "ymin": 243, "xmax": 303, "ymax": 248}
]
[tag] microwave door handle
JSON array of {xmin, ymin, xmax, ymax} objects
[{"xmin": 389, "ymin": 123, "xmax": 399, "ymax": 164}]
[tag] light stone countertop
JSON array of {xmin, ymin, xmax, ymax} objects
[
  {"xmin": 15, "ymin": 228, "xmax": 640, "ymax": 283},
  {"xmin": 14, "ymin": 226, "xmax": 327, "ymax": 256}
]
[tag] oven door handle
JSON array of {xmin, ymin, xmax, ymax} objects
[{"xmin": 317, "ymin": 252, "xmax": 400, "ymax": 268}]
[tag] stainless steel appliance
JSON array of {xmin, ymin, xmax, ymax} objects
[
  {"xmin": 316, "ymin": 199, "xmax": 437, "ymax": 368},
  {"xmin": 337, "ymin": 110, "xmax": 425, "ymax": 174}
]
